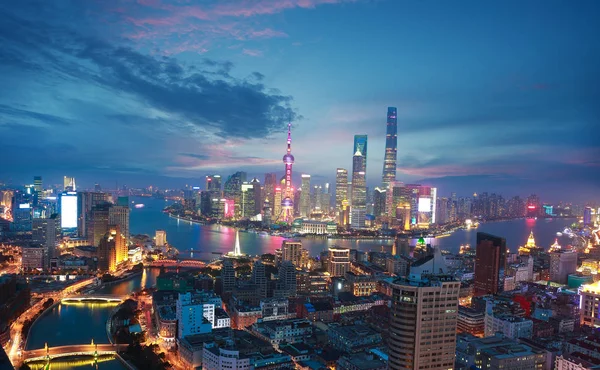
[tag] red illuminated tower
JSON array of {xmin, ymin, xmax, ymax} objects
[{"xmin": 281, "ymin": 123, "xmax": 294, "ymax": 222}]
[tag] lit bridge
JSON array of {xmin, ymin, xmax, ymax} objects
[
  {"xmin": 23, "ymin": 343, "xmax": 129, "ymax": 363},
  {"xmin": 61, "ymin": 295, "xmax": 126, "ymax": 303},
  {"xmin": 147, "ymin": 259, "xmax": 206, "ymax": 268}
]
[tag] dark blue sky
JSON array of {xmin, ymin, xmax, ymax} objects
[{"xmin": 0, "ymin": 0, "xmax": 598, "ymax": 202}]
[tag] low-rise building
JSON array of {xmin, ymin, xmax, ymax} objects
[
  {"xmin": 337, "ymin": 352, "xmax": 388, "ymax": 370},
  {"xmin": 555, "ymin": 353, "xmax": 600, "ymax": 370},
  {"xmin": 250, "ymin": 318, "xmax": 313, "ymax": 349},
  {"xmin": 455, "ymin": 333, "xmax": 547, "ymax": 370},
  {"xmin": 327, "ymin": 324, "xmax": 382, "ymax": 354},
  {"xmin": 457, "ymin": 305, "xmax": 485, "ymax": 337},
  {"xmin": 485, "ymin": 313, "xmax": 533, "ymax": 340}
]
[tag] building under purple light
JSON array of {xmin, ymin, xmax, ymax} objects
[{"xmin": 281, "ymin": 123, "xmax": 295, "ymax": 223}]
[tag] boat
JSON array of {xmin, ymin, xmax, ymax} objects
[
  {"xmin": 134, "ymin": 204, "xmax": 145, "ymax": 209},
  {"xmin": 259, "ymin": 231, "xmax": 269, "ymax": 237}
]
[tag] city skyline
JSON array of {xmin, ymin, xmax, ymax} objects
[{"xmin": 0, "ymin": 1, "xmax": 598, "ymax": 203}]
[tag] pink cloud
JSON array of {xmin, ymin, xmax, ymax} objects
[
  {"xmin": 242, "ymin": 48, "xmax": 263, "ymax": 57},
  {"xmin": 105, "ymin": 0, "xmax": 356, "ymax": 53}
]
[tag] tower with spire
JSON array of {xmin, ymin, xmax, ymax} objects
[{"xmin": 281, "ymin": 122, "xmax": 295, "ymax": 223}]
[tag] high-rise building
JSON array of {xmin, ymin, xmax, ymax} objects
[
  {"xmin": 580, "ymin": 281, "xmax": 600, "ymax": 328},
  {"xmin": 584, "ymin": 206, "xmax": 593, "ymax": 225},
  {"xmin": 32, "ymin": 215, "xmax": 60, "ymax": 266},
  {"xmin": 97, "ymin": 225, "xmax": 128, "ymax": 273},
  {"xmin": 63, "ymin": 176, "xmax": 76, "ymax": 191},
  {"xmin": 335, "ymin": 168, "xmax": 348, "ymax": 218},
  {"xmin": 282, "ymin": 240, "xmax": 303, "ymax": 267},
  {"xmin": 327, "ymin": 247, "xmax": 350, "ymax": 277},
  {"xmin": 300, "ymin": 174, "xmax": 311, "ymax": 217},
  {"xmin": 373, "ymin": 187, "xmax": 386, "ymax": 218},
  {"xmin": 281, "ymin": 123, "xmax": 295, "ymax": 223},
  {"xmin": 109, "ymin": 205, "xmax": 130, "ymax": 240},
  {"xmin": 33, "ymin": 176, "xmax": 42, "ymax": 204},
  {"xmin": 222, "ymin": 259, "xmax": 236, "ymax": 293},
  {"xmin": 277, "ymin": 261, "xmax": 297, "ymax": 298},
  {"xmin": 251, "ymin": 178, "xmax": 262, "ymax": 216},
  {"xmin": 549, "ymin": 249, "xmax": 578, "ymax": 284},
  {"xmin": 155, "ymin": 230, "xmax": 166, "ymax": 247},
  {"xmin": 353, "ymin": 135, "xmax": 368, "ymax": 172},
  {"xmin": 241, "ymin": 182, "xmax": 256, "ymax": 219},
  {"xmin": 264, "ymin": 173, "xmax": 277, "ymax": 210},
  {"xmin": 382, "ymin": 107, "xmax": 397, "ymax": 188},
  {"xmin": 251, "ymin": 260, "xmax": 267, "ymax": 298},
  {"xmin": 351, "ymin": 148, "xmax": 366, "ymax": 229},
  {"xmin": 206, "ymin": 175, "xmax": 222, "ymax": 194},
  {"xmin": 224, "ymin": 172, "xmax": 247, "ymax": 219},
  {"xmin": 474, "ymin": 233, "xmax": 507, "ymax": 296},
  {"xmin": 77, "ymin": 192, "xmax": 109, "ymax": 238},
  {"xmin": 87, "ymin": 203, "xmax": 111, "ymax": 246},
  {"xmin": 389, "ymin": 250, "xmax": 459, "ymax": 370}
]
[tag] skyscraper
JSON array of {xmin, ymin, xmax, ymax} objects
[
  {"xmin": 373, "ymin": 187, "xmax": 386, "ymax": 218},
  {"xmin": 281, "ymin": 123, "xmax": 295, "ymax": 223},
  {"xmin": 206, "ymin": 175, "xmax": 222, "ymax": 196},
  {"xmin": 351, "ymin": 148, "xmax": 366, "ymax": 229},
  {"xmin": 353, "ymin": 135, "xmax": 368, "ymax": 172},
  {"xmin": 264, "ymin": 173, "xmax": 277, "ymax": 209},
  {"xmin": 473, "ymin": 232, "xmax": 507, "ymax": 296},
  {"xmin": 251, "ymin": 260, "xmax": 267, "ymax": 298},
  {"xmin": 389, "ymin": 248, "xmax": 458, "ymax": 370},
  {"xmin": 300, "ymin": 174, "xmax": 311, "ymax": 217},
  {"xmin": 221, "ymin": 259, "xmax": 235, "ymax": 293},
  {"xmin": 382, "ymin": 107, "xmax": 398, "ymax": 188},
  {"xmin": 97, "ymin": 225, "xmax": 128, "ymax": 273},
  {"xmin": 63, "ymin": 176, "xmax": 76, "ymax": 191},
  {"xmin": 224, "ymin": 171, "xmax": 247, "ymax": 219},
  {"xmin": 241, "ymin": 182, "xmax": 256, "ymax": 219},
  {"xmin": 109, "ymin": 204, "xmax": 130, "ymax": 240},
  {"xmin": 335, "ymin": 169, "xmax": 348, "ymax": 221}
]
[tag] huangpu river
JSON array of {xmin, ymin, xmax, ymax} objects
[{"xmin": 129, "ymin": 196, "xmax": 576, "ymax": 259}]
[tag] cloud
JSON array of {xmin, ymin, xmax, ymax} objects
[
  {"xmin": 242, "ymin": 48, "xmax": 263, "ymax": 57},
  {"xmin": 105, "ymin": 0, "xmax": 355, "ymax": 53}
]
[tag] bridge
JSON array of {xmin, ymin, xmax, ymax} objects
[
  {"xmin": 147, "ymin": 259, "xmax": 206, "ymax": 268},
  {"xmin": 23, "ymin": 343, "xmax": 129, "ymax": 363},
  {"xmin": 61, "ymin": 295, "xmax": 125, "ymax": 303}
]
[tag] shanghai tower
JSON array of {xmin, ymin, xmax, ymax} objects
[{"xmin": 382, "ymin": 107, "xmax": 397, "ymax": 188}]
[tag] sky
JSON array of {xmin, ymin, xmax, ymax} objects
[{"xmin": 0, "ymin": 0, "xmax": 598, "ymax": 203}]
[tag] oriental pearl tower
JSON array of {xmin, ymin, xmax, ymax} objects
[{"xmin": 281, "ymin": 122, "xmax": 294, "ymax": 223}]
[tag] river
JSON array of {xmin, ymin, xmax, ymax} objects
[{"xmin": 130, "ymin": 196, "xmax": 576, "ymax": 258}]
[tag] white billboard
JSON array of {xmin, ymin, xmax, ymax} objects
[
  {"xmin": 60, "ymin": 193, "xmax": 78, "ymax": 229},
  {"xmin": 418, "ymin": 197, "xmax": 431, "ymax": 213}
]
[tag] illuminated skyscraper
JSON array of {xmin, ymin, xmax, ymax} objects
[
  {"xmin": 351, "ymin": 149, "xmax": 366, "ymax": 229},
  {"xmin": 206, "ymin": 175, "xmax": 222, "ymax": 196},
  {"xmin": 335, "ymin": 168, "xmax": 348, "ymax": 219},
  {"xmin": 382, "ymin": 107, "xmax": 398, "ymax": 188},
  {"xmin": 224, "ymin": 171, "xmax": 247, "ymax": 219},
  {"xmin": 281, "ymin": 123, "xmax": 295, "ymax": 223},
  {"xmin": 353, "ymin": 135, "xmax": 367, "ymax": 172},
  {"xmin": 264, "ymin": 173, "xmax": 277, "ymax": 208},
  {"xmin": 63, "ymin": 176, "xmax": 76, "ymax": 191},
  {"xmin": 97, "ymin": 225, "xmax": 128, "ymax": 273},
  {"xmin": 300, "ymin": 174, "xmax": 311, "ymax": 217}
]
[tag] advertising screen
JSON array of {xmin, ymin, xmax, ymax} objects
[
  {"xmin": 418, "ymin": 197, "xmax": 431, "ymax": 213},
  {"xmin": 60, "ymin": 193, "xmax": 78, "ymax": 228}
]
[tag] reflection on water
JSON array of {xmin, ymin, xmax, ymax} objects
[
  {"xmin": 130, "ymin": 197, "xmax": 576, "ymax": 256},
  {"xmin": 26, "ymin": 355, "xmax": 127, "ymax": 370},
  {"xmin": 26, "ymin": 303, "xmax": 115, "ymax": 350},
  {"xmin": 94, "ymin": 268, "xmax": 159, "ymax": 295}
]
